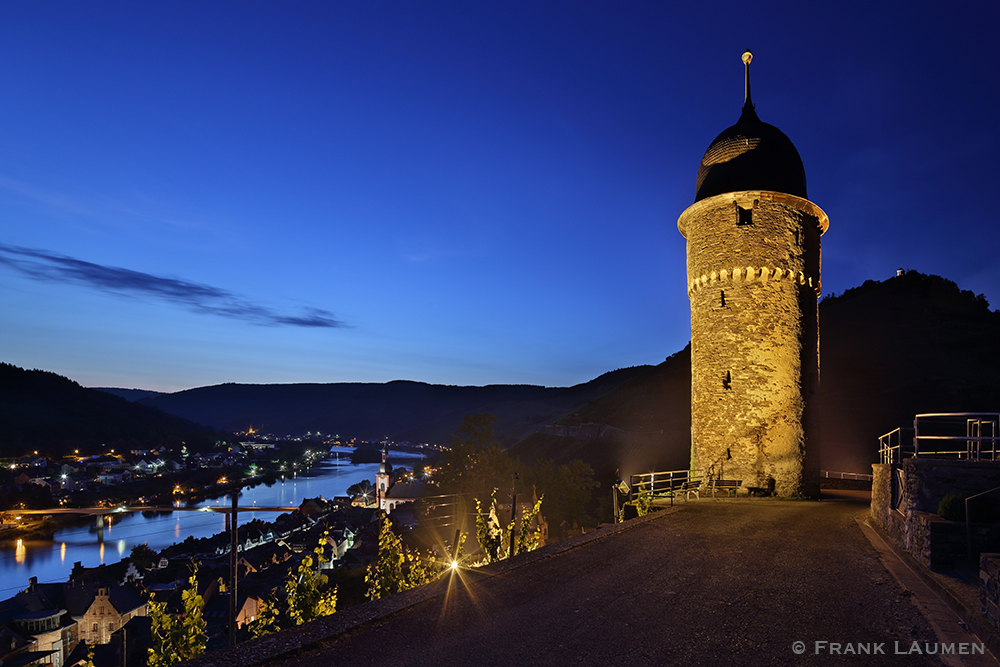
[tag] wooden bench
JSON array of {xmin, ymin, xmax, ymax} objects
[
  {"xmin": 708, "ymin": 479, "xmax": 742, "ymax": 497},
  {"xmin": 679, "ymin": 479, "xmax": 702, "ymax": 501}
]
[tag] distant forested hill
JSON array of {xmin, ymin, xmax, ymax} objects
[
  {"xmin": 0, "ymin": 364, "xmax": 217, "ymax": 457},
  {"xmin": 7, "ymin": 271, "xmax": 996, "ymax": 480},
  {"xmin": 92, "ymin": 387, "xmax": 165, "ymax": 402},
  {"xmin": 510, "ymin": 348, "xmax": 690, "ymax": 486},
  {"xmin": 818, "ymin": 271, "xmax": 1000, "ymax": 471},
  {"xmin": 140, "ymin": 365, "xmax": 652, "ymax": 446}
]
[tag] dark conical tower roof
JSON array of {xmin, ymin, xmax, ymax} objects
[{"xmin": 694, "ymin": 51, "xmax": 807, "ymax": 202}]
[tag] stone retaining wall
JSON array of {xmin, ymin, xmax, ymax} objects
[
  {"xmin": 871, "ymin": 464, "xmax": 905, "ymax": 544},
  {"xmin": 872, "ymin": 460, "xmax": 1000, "ymax": 571},
  {"xmin": 982, "ymin": 553, "xmax": 1000, "ymax": 632},
  {"xmin": 903, "ymin": 458, "xmax": 1000, "ymax": 516},
  {"xmin": 910, "ymin": 511, "xmax": 1000, "ymax": 571}
]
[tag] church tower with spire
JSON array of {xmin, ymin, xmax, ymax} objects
[
  {"xmin": 677, "ymin": 51, "xmax": 827, "ymax": 497},
  {"xmin": 375, "ymin": 445, "xmax": 392, "ymax": 510}
]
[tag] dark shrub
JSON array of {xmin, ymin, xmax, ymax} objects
[{"xmin": 938, "ymin": 493, "xmax": 967, "ymax": 521}]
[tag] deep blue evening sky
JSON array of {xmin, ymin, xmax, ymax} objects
[{"xmin": 1, "ymin": 2, "xmax": 997, "ymax": 392}]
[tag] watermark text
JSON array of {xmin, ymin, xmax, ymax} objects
[{"xmin": 793, "ymin": 640, "xmax": 985, "ymax": 656}]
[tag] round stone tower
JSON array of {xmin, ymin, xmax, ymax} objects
[{"xmin": 677, "ymin": 51, "xmax": 828, "ymax": 497}]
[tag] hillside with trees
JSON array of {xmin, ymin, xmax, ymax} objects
[
  {"xmin": 0, "ymin": 363, "xmax": 218, "ymax": 457},
  {"xmin": 818, "ymin": 270, "xmax": 1000, "ymax": 471},
  {"xmin": 138, "ymin": 366, "xmax": 651, "ymax": 445},
  {"xmin": 6, "ymin": 271, "xmax": 996, "ymax": 488}
]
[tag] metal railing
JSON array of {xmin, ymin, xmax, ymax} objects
[
  {"xmin": 820, "ymin": 470, "xmax": 873, "ymax": 481},
  {"xmin": 879, "ymin": 413, "xmax": 999, "ymax": 464},
  {"xmin": 628, "ymin": 469, "xmax": 697, "ymax": 503},
  {"xmin": 879, "ymin": 428, "xmax": 914, "ymax": 464}
]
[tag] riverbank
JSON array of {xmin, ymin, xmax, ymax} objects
[
  {"xmin": 0, "ymin": 458, "xmax": 390, "ymax": 594},
  {"xmin": 0, "ymin": 454, "xmax": 339, "ymax": 542}
]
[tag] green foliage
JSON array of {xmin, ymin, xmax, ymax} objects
[
  {"xmin": 248, "ymin": 532, "xmax": 337, "ymax": 637},
  {"xmin": 938, "ymin": 493, "xmax": 968, "ymax": 521},
  {"xmin": 475, "ymin": 488, "xmax": 544, "ymax": 563},
  {"xmin": 250, "ymin": 599, "xmax": 278, "ymax": 639},
  {"xmin": 635, "ymin": 484, "xmax": 652, "ymax": 517},
  {"xmin": 346, "ymin": 479, "xmax": 374, "ymax": 500},
  {"xmin": 938, "ymin": 492, "xmax": 1000, "ymax": 523},
  {"xmin": 130, "ymin": 542, "xmax": 158, "ymax": 570},
  {"xmin": 365, "ymin": 515, "xmax": 403, "ymax": 601},
  {"xmin": 512, "ymin": 495, "xmax": 544, "ymax": 556},
  {"xmin": 474, "ymin": 490, "xmax": 505, "ymax": 565},
  {"xmin": 149, "ymin": 601, "xmax": 173, "ymax": 657},
  {"xmin": 403, "ymin": 547, "xmax": 435, "ymax": 590},
  {"xmin": 148, "ymin": 566, "xmax": 206, "ymax": 667},
  {"xmin": 365, "ymin": 512, "xmax": 438, "ymax": 601},
  {"xmin": 286, "ymin": 533, "xmax": 338, "ymax": 625},
  {"xmin": 450, "ymin": 530, "xmax": 468, "ymax": 564},
  {"xmin": 438, "ymin": 414, "xmax": 518, "ymax": 501},
  {"xmin": 528, "ymin": 459, "xmax": 598, "ymax": 534}
]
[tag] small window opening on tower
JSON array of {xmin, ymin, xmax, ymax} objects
[
  {"xmin": 723, "ymin": 370, "xmax": 732, "ymax": 390},
  {"xmin": 736, "ymin": 204, "xmax": 753, "ymax": 226},
  {"xmin": 794, "ymin": 228, "xmax": 800, "ymax": 245},
  {"xmin": 720, "ymin": 290, "xmax": 726, "ymax": 308}
]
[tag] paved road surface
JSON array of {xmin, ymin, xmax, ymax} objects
[{"xmin": 230, "ymin": 498, "xmax": 976, "ymax": 666}]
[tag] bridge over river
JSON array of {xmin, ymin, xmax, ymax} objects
[{"xmin": 8, "ymin": 503, "xmax": 300, "ymax": 537}]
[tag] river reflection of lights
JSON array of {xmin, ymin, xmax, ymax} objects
[
  {"xmin": 15, "ymin": 539, "xmax": 25, "ymax": 564},
  {"xmin": 117, "ymin": 540, "xmax": 125, "ymax": 556},
  {"xmin": 99, "ymin": 542, "xmax": 104, "ymax": 562},
  {"xmin": 0, "ymin": 462, "xmax": 386, "ymax": 586}
]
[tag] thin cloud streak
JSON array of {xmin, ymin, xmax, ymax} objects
[{"xmin": 0, "ymin": 242, "xmax": 346, "ymax": 329}]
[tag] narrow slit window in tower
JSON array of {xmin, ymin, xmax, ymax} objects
[
  {"xmin": 736, "ymin": 204, "xmax": 753, "ymax": 226},
  {"xmin": 723, "ymin": 370, "xmax": 732, "ymax": 390},
  {"xmin": 720, "ymin": 290, "xmax": 726, "ymax": 307}
]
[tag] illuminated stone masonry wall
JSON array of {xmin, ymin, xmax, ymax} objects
[
  {"xmin": 872, "ymin": 460, "xmax": 1000, "ymax": 572},
  {"xmin": 679, "ymin": 191, "xmax": 827, "ymax": 497}
]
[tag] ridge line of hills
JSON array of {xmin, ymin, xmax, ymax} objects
[
  {"xmin": 3, "ymin": 271, "xmax": 998, "ymax": 481},
  {"xmin": 131, "ymin": 365, "xmax": 653, "ymax": 447}
]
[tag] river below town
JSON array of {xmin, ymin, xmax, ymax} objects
[{"xmin": 0, "ymin": 447, "xmax": 423, "ymax": 599}]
